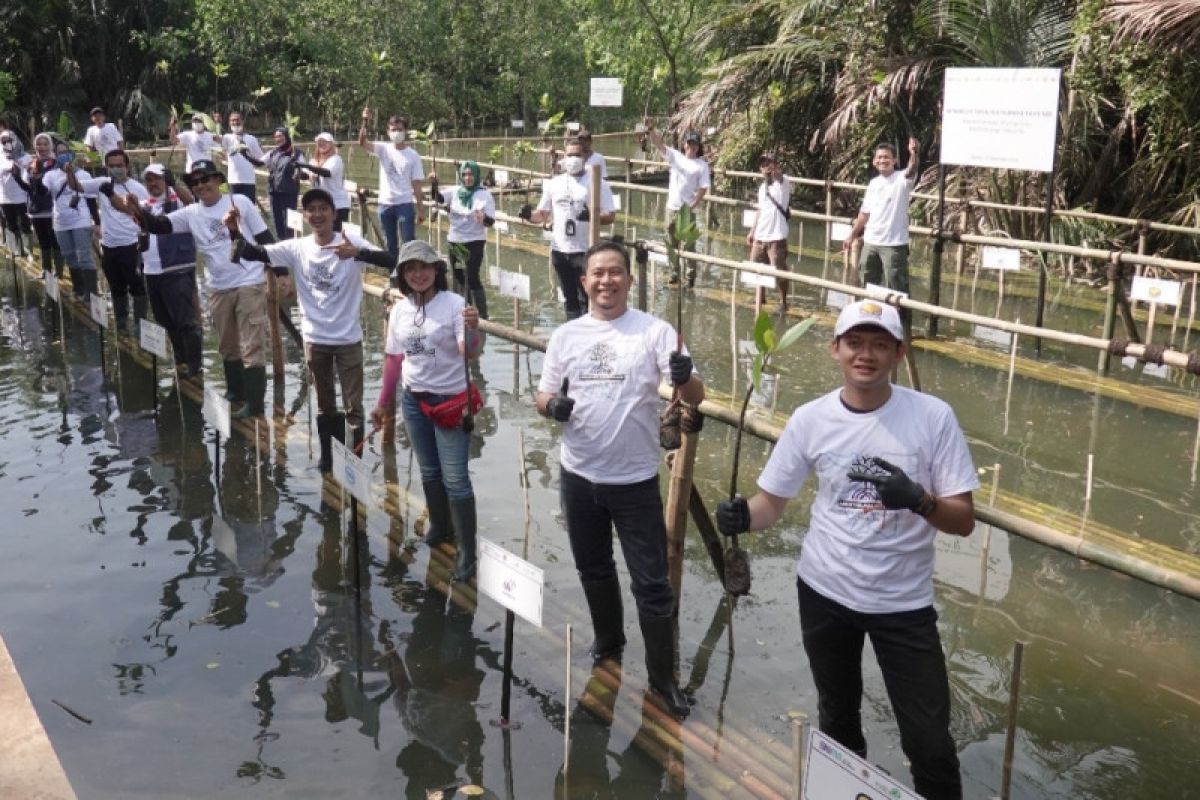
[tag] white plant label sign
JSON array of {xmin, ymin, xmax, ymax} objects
[
  {"xmin": 478, "ymin": 538, "xmax": 544, "ymax": 627},
  {"xmin": 499, "ymin": 270, "xmax": 531, "ymax": 301},
  {"xmin": 90, "ymin": 293, "xmax": 108, "ymax": 329},
  {"xmin": 330, "ymin": 438, "xmax": 372, "ymax": 505},
  {"xmin": 1130, "ymin": 276, "xmax": 1182, "ymax": 307},
  {"xmin": 139, "ymin": 319, "xmax": 170, "ymax": 359},
  {"xmin": 981, "ymin": 246, "xmax": 1021, "ymax": 271}
]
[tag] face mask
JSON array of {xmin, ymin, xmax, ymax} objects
[
  {"xmin": 108, "ymin": 167, "xmax": 128, "ymax": 181},
  {"xmin": 560, "ymin": 156, "xmax": 585, "ymax": 176},
  {"xmin": 192, "ymin": 122, "xmax": 206, "ymax": 133},
  {"xmin": 55, "ymin": 153, "xmax": 73, "ymax": 168},
  {"xmin": 230, "ymin": 124, "xmax": 243, "ymax": 134},
  {"xmin": 388, "ymin": 130, "xmax": 406, "ymax": 144},
  {"xmin": 1, "ymin": 141, "xmax": 12, "ymax": 154}
]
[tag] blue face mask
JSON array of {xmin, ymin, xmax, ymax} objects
[{"xmin": 55, "ymin": 152, "xmax": 73, "ymax": 168}]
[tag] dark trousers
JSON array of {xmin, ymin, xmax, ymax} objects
[
  {"xmin": 797, "ymin": 577, "xmax": 961, "ymax": 800},
  {"xmin": 559, "ymin": 469, "xmax": 673, "ymax": 618},
  {"xmin": 101, "ymin": 243, "xmax": 146, "ymax": 306},
  {"xmin": 145, "ymin": 270, "xmax": 203, "ymax": 372},
  {"xmin": 333, "ymin": 207, "xmax": 349, "ymax": 231},
  {"xmin": 551, "ymin": 249, "xmax": 587, "ymax": 319},
  {"xmin": 31, "ymin": 217, "xmax": 60, "ymax": 274},
  {"xmin": 450, "ymin": 239, "xmax": 485, "ymax": 292},
  {"xmin": 2, "ymin": 202, "xmax": 31, "ymax": 235},
  {"xmin": 269, "ymin": 190, "xmax": 299, "ymax": 240},
  {"xmin": 230, "ymin": 183, "xmax": 257, "ymax": 203}
]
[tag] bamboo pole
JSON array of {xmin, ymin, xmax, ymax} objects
[
  {"xmin": 1000, "ymin": 640, "xmax": 1027, "ymax": 800},
  {"xmin": 664, "ymin": 433, "xmax": 699, "ymax": 609},
  {"xmin": 266, "ymin": 271, "xmax": 284, "ymax": 391}
]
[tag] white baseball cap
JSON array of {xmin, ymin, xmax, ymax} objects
[
  {"xmin": 142, "ymin": 163, "xmax": 166, "ymax": 177},
  {"xmin": 314, "ymin": 132, "xmax": 334, "ymax": 144},
  {"xmin": 834, "ymin": 299, "xmax": 905, "ymax": 341}
]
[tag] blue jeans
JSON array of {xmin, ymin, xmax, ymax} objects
[
  {"xmin": 401, "ymin": 389, "xmax": 473, "ymax": 501},
  {"xmin": 559, "ymin": 469, "xmax": 674, "ymax": 618},
  {"xmin": 379, "ymin": 202, "xmax": 416, "ymax": 259},
  {"xmin": 797, "ymin": 577, "xmax": 961, "ymax": 799},
  {"xmin": 55, "ymin": 227, "xmax": 95, "ymax": 271}
]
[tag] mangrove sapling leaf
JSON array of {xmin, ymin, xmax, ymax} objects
[{"xmin": 666, "ymin": 205, "xmax": 700, "ymax": 282}]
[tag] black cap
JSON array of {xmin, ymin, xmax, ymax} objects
[
  {"xmin": 683, "ymin": 132, "xmax": 701, "ymax": 144},
  {"xmin": 301, "ymin": 188, "xmax": 335, "ymax": 209},
  {"xmin": 184, "ymin": 159, "xmax": 224, "ymax": 182}
]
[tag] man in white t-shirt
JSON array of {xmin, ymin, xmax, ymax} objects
[
  {"xmin": 171, "ymin": 113, "xmax": 218, "ymax": 174},
  {"xmin": 220, "ymin": 111, "xmax": 266, "ymax": 202},
  {"xmin": 844, "ymin": 139, "xmax": 920, "ymax": 295},
  {"xmin": 236, "ymin": 188, "xmax": 395, "ymax": 471},
  {"xmin": 84, "ymin": 107, "xmax": 124, "ymax": 158},
  {"xmin": 746, "ymin": 151, "xmax": 791, "ymax": 309},
  {"xmin": 716, "ymin": 299, "xmax": 978, "ymax": 800},
  {"xmin": 645, "ymin": 117, "xmax": 711, "ymax": 286},
  {"xmin": 536, "ymin": 240, "xmax": 704, "ymax": 719},
  {"xmin": 357, "ymin": 106, "xmax": 425, "ymax": 259},
  {"xmin": 520, "ymin": 138, "xmax": 616, "ymax": 319},
  {"xmin": 576, "ymin": 128, "xmax": 608, "ymax": 178}
]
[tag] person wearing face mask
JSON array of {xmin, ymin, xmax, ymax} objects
[
  {"xmin": 644, "ymin": 117, "xmax": 711, "ymax": 287},
  {"xmin": 170, "ymin": 113, "xmax": 218, "ymax": 174},
  {"xmin": 302, "ymin": 133, "xmax": 350, "ymax": 230},
  {"xmin": 432, "ymin": 160, "xmax": 495, "ymax": 318},
  {"xmin": 84, "ymin": 107, "xmax": 124, "ymax": 159},
  {"xmin": 40, "ymin": 141, "xmax": 100, "ymax": 298},
  {"xmin": 220, "ymin": 111, "xmax": 265, "ymax": 202},
  {"xmin": 68, "ymin": 149, "xmax": 151, "ymax": 333},
  {"xmin": 519, "ymin": 139, "xmax": 616, "ymax": 319},
  {"xmin": 357, "ymin": 107, "xmax": 426, "ymax": 259},
  {"xmin": 576, "ymin": 128, "xmax": 608, "ymax": 178},
  {"xmin": 0, "ymin": 131, "xmax": 33, "ymax": 259},
  {"xmin": 17, "ymin": 134, "xmax": 65, "ymax": 278},
  {"xmin": 745, "ymin": 151, "xmax": 792, "ymax": 309},
  {"xmin": 265, "ymin": 127, "xmax": 308, "ymax": 241}
]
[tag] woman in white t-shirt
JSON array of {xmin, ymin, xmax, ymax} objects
[
  {"xmin": 0, "ymin": 131, "xmax": 33, "ymax": 257},
  {"xmin": 370, "ymin": 240, "xmax": 483, "ymax": 580},
  {"xmin": 435, "ymin": 160, "xmax": 495, "ymax": 318},
  {"xmin": 301, "ymin": 133, "xmax": 350, "ymax": 229}
]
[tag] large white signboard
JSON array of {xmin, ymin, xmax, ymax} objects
[
  {"xmin": 941, "ymin": 68, "xmax": 1061, "ymax": 172},
  {"xmin": 804, "ymin": 729, "xmax": 923, "ymax": 800},
  {"xmin": 478, "ymin": 538, "xmax": 544, "ymax": 627},
  {"xmin": 590, "ymin": 77, "xmax": 624, "ymax": 107}
]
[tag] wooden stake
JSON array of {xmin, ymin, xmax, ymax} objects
[
  {"xmin": 563, "ymin": 623, "xmax": 573, "ymax": 778},
  {"xmin": 1146, "ymin": 301, "xmax": 1157, "ymax": 345},
  {"xmin": 1000, "ymin": 640, "xmax": 1027, "ymax": 800},
  {"xmin": 664, "ymin": 429, "xmax": 699, "ymax": 609},
  {"xmin": 791, "ymin": 715, "xmax": 807, "ymax": 800},
  {"xmin": 1084, "ymin": 453, "xmax": 1095, "ymax": 503},
  {"xmin": 1003, "ymin": 323, "xmax": 1020, "ymax": 436},
  {"xmin": 266, "ymin": 271, "xmax": 284, "ymax": 389}
]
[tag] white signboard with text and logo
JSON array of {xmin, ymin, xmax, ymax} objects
[
  {"xmin": 1130, "ymin": 276, "xmax": 1183, "ymax": 307},
  {"xmin": 45, "ymin": 272, "xmax": 60, "ymax": 302},
  {"xmin": 981, "ymin": 246, "xmax": 1021, "ymax": 271},
  {"xmin": 203, "ymin": 387, "xmax": 232, "ymax": 438},
  {"xmin": 740, "ymin": 268, "xmax": 776, "ymax": 289},
  {"xmin": 478, "ymin": 538, "xmax": 544, "ymax": 627},
  {"xmin": 330, "ymin": 438, "xmax": 372, "ymax": 505},
  {"xmin": 941, "ymin": 68, "xmax": 1061, "ymax": 173},
  {"xmin": 590, "ymin": 77, "xmax": 624, "ymax": 108},
  {"xmin": 499, "ymin": 270, "xmax": 531, "ymax": 301},
  {"xmin": 830, "ymin": 222, "xmax": 853, "ymax": 242},
  {"xmin": 90, "ymin": 294, "xmax": 108, "ymax": 329},
  {"xmin": 139, "ymin": 319, "xmax": 170, "ymax": 359},
  {"xmin": 804, "ymin": 729, "xmax": 923, "ymax": 800}
]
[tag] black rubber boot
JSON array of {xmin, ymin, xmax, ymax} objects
[
  {"xmin": 581, "ymin": 576, "xmax": 626, "ymax": 665},
  {"xmin": 639, "ymin": 612, "xmax": 691, "ymax": 718},
  {"xmin": 112, "ymin": 293, "xmax": 130, "ymax": 333},
  {"xmin": 448, "ymin": 497, "xmax": 478, "ymax": 580},
  {"xmin": 52, "ymin": 249, "xmax": 64, "ymax": 279},
  {"xmin": 222, "ymin": 360, "xmax": 245, "ymax": 403},
  {"xmin": 83, "ymin": 269, "xmax": 99, "ymax": 297},
  {"xmin": 132, "ymin": 295, "xmax": 149, "ymax": 331},
  {"xmin": 421, "ymin": 480, "xmax": 453, "ymax": 547},
  {"xmin": 315, "ymin": 412, "xmax": 345, "ymax": 473},
  {"xmin": 233, "ymin": 365, "xmax": 266, "ymax": 418},
  {"xmin": 470, "ymin": 288, "xmax": 489, "ymax": 320},
  {"xmin": 68, "ymin": 268, "xmax": 84, "ymax": 298}
]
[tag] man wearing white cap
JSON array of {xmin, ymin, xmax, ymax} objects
[
  {"xmin": 170, "ymin": 113, "xmax": 217, "ymax": 173},
  {"xmin": 220, "ymin": 111, "xmax": 265, "ymax": 202},
  {"xmin": 715, "ymin": 299, "xmax": 979, "ymax": 800}
]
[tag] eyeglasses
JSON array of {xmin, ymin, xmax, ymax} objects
[{"xmin": 184, "ymin": 175, "xmax": 216, "ymax": 188}]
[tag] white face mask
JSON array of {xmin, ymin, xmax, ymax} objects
[
  {"xmin": 388, "ymin": 129, "xmax": 406, "ymax": 144},
  {"xmin": 192, "ymin": 121, "xmax": 206, "ymax": 133},
  {"xmin": 1, "ymin": 142, "xmax": 12, "ymax": 154},
  {"xmin": 108, "ymin": 167, "xmax": 128, "ymax": 181},
  {"xmin": 230, "ymin": 124, "xmax": 244, "ymax": 134},
  {"xmin": 560, "ymin": 155, "xmax": 584, "ymax": 175}
]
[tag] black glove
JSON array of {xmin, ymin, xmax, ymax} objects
[
  {"xmin": 98, "ymin": 181, "xmax": 115, "ymax": 198},
  {"xmin": 577, "ymin": 205, "xmax": 590, "ymax": 222},
  {"xmin": 517, "ymin": 203, "xmax": 534, "ymax": 221},
  {"xmin": 428, "ymin": 175, "xmax": 440, "ymax": 202},
  {"xmin": 668, "ymin": 351, "xmax": 693, "ymax": 387},
  {"xmin": 716, "ymin": 496, "xmax": 750, "ymax": 536},
  {"xmin": 546, "ymin": 377, "xmax": 574, "ymax": 422},
  {"xmin": 163, "ymin": 168, "xmax": 176, "ymax": 188},
  {"xmin": 845, "ymin": 456, "xmax": 933, "ymax": 514}
]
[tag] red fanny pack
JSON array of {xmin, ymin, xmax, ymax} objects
[{"xmin": 419, "ymin": 384, "xmax": 484, "ymax": 429}]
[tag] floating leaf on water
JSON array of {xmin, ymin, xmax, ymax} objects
[
  {"xmin": 266, "ymin": 600, "xmax": 281, "ymax": 608},
  {"xmin": 206, "ymin": 662, "xmax": 220, "ymax": 669},
  {"xmin": 461, "ymin": 786, "xmax": 486, "ymax": 796}
]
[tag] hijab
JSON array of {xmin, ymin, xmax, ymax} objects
[
  {"xmin": 274, "ymin": 127, "xmax": 293, "ymax": 154},
  {"xmin": 1, "ymin": 132, "xmax": 25, "ymax": 160},
  {"xmin": 456, "ymin": 161, "xmax": 482, "ymax": 207}
]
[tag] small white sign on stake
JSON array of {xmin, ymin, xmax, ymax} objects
[
  {"xmin": 45, "ymin": 273, "xmax": 60, "ymax": 302},
  {"xmin": 865, "ymin": 282, "xmax": 909, "ymax": 301},
  {"xmin": 804, "ymin": 729, "xmax": 923, "ymax": 800},
  {"xmin": 90, "ymin": 293, "xmax": 108, "ymax": 329},
  {"xmin": 825, "ymin": 289, "xmax": 853, "ymax": 310},
  {"xmin": 981, "ymin": 246, "xmax": 1021, "ymax": 271},
  {"xmin": 488, "ymin": 266, "xmax": 501, "ymax": 286},
  {"xmin": 648, "ymin": 251, "xmax": 669, "ymax": 265},
  {"xmin": 343, "ymin": 179, "xmax": 358, "ymax": 193},
  {"xmin": 139, "ymin": 319, "xmax": 170, "ymax": 359},
  {"xmin": 541, "ymin": 229, "xmax": 554, "ymax": 242},
  {"xmin": 589, "ymin": 77, "xmax": 624, "ymax": 108},
  {"xmin": 499, "ymin": 270, "xmax": 531, "ymax": 301},
  {"xmin": 612, "ymin": 194, "xmax": 622, "ymax": 211},
  {"xmin": 286, "ymin": 208, "xmax": 304, "ymax": 234},
  {"xmin": 974, "ymin": 324, "xmax": 1014, "ymax": 348},
  {"xmin": 203, "ymin": 387, "xmax": 232, "ymax": 438},
  {"xmin": 830, "ymin": 222, "xmax": 853, "ymax": 242},
  {"xmin": 740, "ymin": 269, "xmax": 776, "ymax": 289},
  {"xmin": 566, "ymin": 121, "xmax": 581, "ymax": 133},
  {"xmin": 494, "ymin": 219, "xmax": 510, "ymax": 234},
  {"xmin": 478, "ymin": 538, "xmax": 544, "ymax": 627},
  {"xmin": 537, "ymin": 120, "xmax": 550, "ymax": 132},
  {"xmin": 342, "ymin": 221, "xmax": 362, "ymax": 238},
  {"xmin": 330, "ymin": 438, "xmax": 373, "ymax": 505},
  {"xmin": 510, "ymin": 119, "xmax": 525, "ymax": 130},
  {"xmin": 495, "ymin": 168, "xmax": 510, "ymax": 185},
  {"xmin": 1130, "ymin": 276, "xmax": 1182, "ymax": 307},
  {"xmin": 742, "ymin": 209, "xmax": 757, "ymax": 229}
]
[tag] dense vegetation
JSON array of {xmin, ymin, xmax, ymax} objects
[{"xmin": 1, "ymin": 0, "xmax": 1197, "ymax": 250}]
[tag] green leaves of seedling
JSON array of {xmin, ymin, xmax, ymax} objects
[
  {"xmin": 448, "ymin": 242, "xmax": 469, "ymax": 268},
  {"xmin": 748, "ymin": 311, "xmax": 816, "ymax": 391}
]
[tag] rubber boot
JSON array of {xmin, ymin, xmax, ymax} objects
[
  {"xmin": 69, "ymin": 267, "xmax": 84, "ymax": 298},
  {"xmin": 20, "ymin": 233, "xmax": 33, "ymax": 259},
  {"xmin": 421, "ymin": 480, "xmax": 453, "ymax": 547},
  {"xmin": 581, "ymin": 576, "xmax": 626, "ymax": 665},
  {"xmin": 132, "ymin": 294, "xmax": 149, "ymax": 333},
  {"xmin": 112, "ymin": 293, "xmax": 130, "ymax": 334},
  {"xmin": 82, "ymin": 269, "xmax": 99, "ymax": 297},
  {"xmin": 470, "ymin": 288, "xmax": 489, "ymax": 320},
  {"xmin": 448, "ymin": 497, "xmax": 478, "ymax": 580},
  {"xmin": 222, "ymin": 359, "xmax": 245, "ymax": 403},
  {"xmin": 52, "ymin": 248, "xmax": 64, "ymax": 279},
  {"xmin": 233, "ymin": 365, "xmax": 266, "ymax": 418},
  {"xmin": 639, "ymin": 612, "xmax": 691, "ymax": 718},
  {"xmin": 315, "ymin": 412, "xmax": 345, "ymax": 473}
]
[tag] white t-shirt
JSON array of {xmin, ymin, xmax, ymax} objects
[
  {"xmin": 84, "ymin": 123, "xmax": 122, "ymax": 157},
  {"xmin": 0, "ymin": 153, "xmax": 31, "ymax": 204},
  {"xmin": 42, "ymin": 168, "xmax": 95, "ymax": 231},
  {"xmin": 221, "ymin": 132, "xmax": 265, "ymax": 185},
  {"xmin": 163, "ymin": 194, "xmax": 269, "ymax": 292},
  {"xmin": 535, "ymin": 173, "xmax": 616, "ymax": 254},
  {"xmin": 385, "ymin": 291, "xmax": 467, "ymax": 395},
  {"xmin": 140, "ymin": 190, "xmax": 194, "ymax": 275},
  {"xmin": 178, "ymin": 130, "xmax": 217, "ymax": 172},
  {"xmin": 585, "ymin": 151, "xmax": 608, "ymax": 179},
  {"xmin": 758, "ymin": 386, "xmax": 980, "ymax": 614},
  {"xmin": 371, "ymin": 143, "xmax": 424, "ymax": 205},
  {"xmin": 860, "ymin": 172, "xmax": 916, "ymax": 246},
  {"xmin": 664, "ymin": 147, "xmax": 711, "ymax": 212},
  {"xmin": 262, "ymin": 232, "xmax": 376, "ymax": 345},
  {"xmin": 754, "ymin": 178, "xmax": 790, "ymax": 242},
  {"xmin": 441, "ymin": 186, "xmax": 496, "ymax": 243},
  {"xmin": 311, "ymin": 154, "xmax": 349, "ymax": 210},
  {"xmin": 76, "ymin": 177, "xmax": 149, "ymax": 247},
  {"xmin": 538, "ymin": 309, "xmax": 692, "ymax": 484}
]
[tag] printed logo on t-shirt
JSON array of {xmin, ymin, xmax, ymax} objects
[
  {"xmin": 578, "ymin": 342, "xmax": 623, "ymax": 382},
  {"xmin": 404, "ymin": 327, "xmax": 433, "ymax": 360},
  {"xmin": 840, "ymin": 454, "xmax": 885, "ymax": 511},
  {"xmin": 310, "ymin": 259, "xmax": 339, "ymax": 295},
  {"xmin": 205, "ymin": 216, "xmax": 230, "ymax": 242}
]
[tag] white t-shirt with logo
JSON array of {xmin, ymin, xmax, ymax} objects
[
  {"xmin": 585, "ymin": 151, "xmax": 608, "ymax": 179},
  {"xmin": 311, "ymin": 154, "xmax": 350, "ymax": 210},
  {"xmin": 221, "ymin": 132, "xmax": 265, "ymax": 185},
  {"xmin": 664, "ymin": 147, "xmax": 711, "ymax": 212},
  {"xmin": 754, "ymin": 178, "xmax": 790, "ymax": 242},
  {"xmin": 860, "ymin": 171, "xmax": 916, "ymax": 247},
  {"xmin": 0, "ymin": 153, "xmax": 31, "ymax": 204},
  {"xmin": 261, "ymin": 232, "xmax": 377, "ymax": 345},
  {"xmin": 758, "ymin": 385, "xmax": 980, "ymax": 614},
  {"xmin": 535, "ymin": 173, "xmax": 616, "ymax": 254},
  {"xmin": 371, "ymin": 143, "xmax": 424, "ymax": 205},
  {"xmin": 42, "ymin": 168, "xmax": 96, "ymax": 232},
  {"xmin": 538, "ymin": 308, "xmax": 692, "ymax": 484},
  {"xmin": 178, "ymin": 130, "xmax": 217, "ymax": 173},
  {"xmin": 84, "ymin": 123, "xmax": 123, "ymax": 157},
  {"xmin": 441, "ymin": 187, "xmax": 496, "ymax": 244},
  {"xmin": 76, "ymin": 177, "xmax": 149, "ymax": 247},
  {"xmin": 162, "ymin": 194, "xmax": 269, "ymax": 292},
  {"xmin": 386, "ymin": 291, "xmax": 466, "ymax": 395}
]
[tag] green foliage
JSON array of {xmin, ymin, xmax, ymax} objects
[
  {"xmin": 0, "ymin": 72, "xmax": 15, "ymax": 111},
  {"xmin": 748, "ymin": 312, "xmax": 816, "ymax": 392}
]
